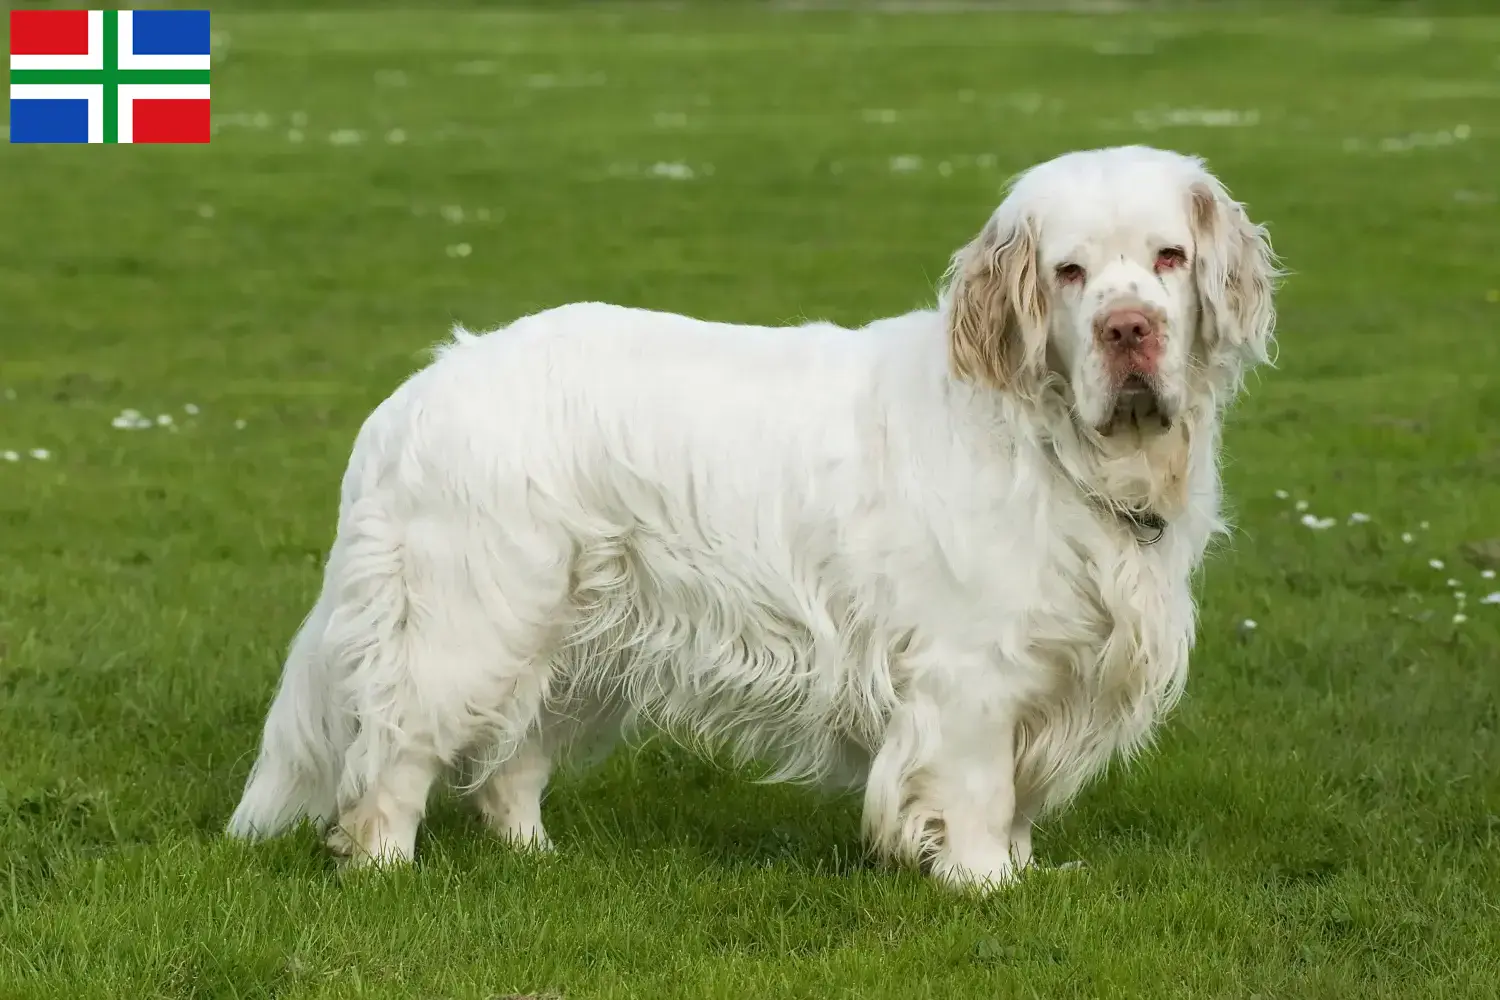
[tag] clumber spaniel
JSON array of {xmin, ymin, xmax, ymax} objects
[{"xmin": 229, "ymin": 145, "xmax": 1279, "ymax": 889}]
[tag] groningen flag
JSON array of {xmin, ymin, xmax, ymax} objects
[{"xmin": 10, "ymin": 10, "xmax": 211, "ymax": 143}]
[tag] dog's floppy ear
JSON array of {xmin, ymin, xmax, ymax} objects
[
  {"xmin": 943, "ymin": 212, "xmax": 1048, "ymax": 397},
  {"xmin": 1189, "ymin": 175, "xmax": 1282, "ymax": 376}
]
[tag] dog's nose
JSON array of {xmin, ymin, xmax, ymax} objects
[{"xmin": 1097, "ymin": 308, "xmax": 1157, "ymax": 349}]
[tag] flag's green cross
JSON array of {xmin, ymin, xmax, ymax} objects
[{"xmin": 9, "ymin": 9, "xmax": 210, "ymax": 143}]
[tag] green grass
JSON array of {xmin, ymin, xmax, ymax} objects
[{"xmin": 3, "ymin": 4, "xmax": 1500, "ymax": 997}]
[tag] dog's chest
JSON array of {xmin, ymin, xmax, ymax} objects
[{"xmin": 1016, "ymin": 532, "xmax": 1195, "ymax": 813}]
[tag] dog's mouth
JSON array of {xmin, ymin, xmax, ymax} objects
[{"xmin": 1098, "ymin": 374, "xmax": 1172, "ymax": 436}]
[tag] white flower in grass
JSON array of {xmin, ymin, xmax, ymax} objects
[
  {"xmin": 29, "ymin": 448, "xmax": 49, "ymax": 460},
  {"xmin": 1300, "ymin": 514, "xmax": 1336, "ymax": 530},
  {"xmin": 890, "ymin": 155, "xmax": 922, "ymax": 173},
  {"xmin": 1480, "ymin": 592, "xmax": 1500, "ymax": 605},
  {"xmin": 1429, "ymin": 559, "xmax": 1445, "ymax": 570},
  {"xmin": 184, "ymin": 403, "xmax": 199, "ymax": 415},
  {"xmin": 1453, "ymin": 613, "xmax": 1468, "ymax": 624},
  {"xmin": 1241, "ymin": 618, "xmax": 1258, "ymax": 630},
  {"xmin": 1295, "ymin": 500, "xmax": 1309, "ymax": 512},
  {"xmin": 156, "ymin": 414, "xmax": 173, "ymax": 426},
  {"xmin": 649, "ymin": 162, "xmax": 695, "ymax": 181},
  {"xmin": 1274, "ymin": 489, "xmax": 1289, "ymax": 499},
  {"xmin": 1482, "ymin": 569, "xmax": 1497, "ymax": 580},
  {"xmin": 1401, "ymin": 532, "xmax": 1414, "ymax": 544},
  {"xmin": 112, "ymin": 408, "xmax": 153, "ymax": 429},
  {"xmin": 1348, "ymin": 512, "xmax": 1371, "ymax": 524},
  {"xmin": 234, "ymin": 419, "xmax": 247, "ymax": 430},
  {"xmin": 2, "ymin": 450, "xmax": 18, "ymax": 462},
  {"xmin": 1420, "ymin": 520, "xmax": 1430, "ymax": 530},
  {"xmin": 1447, "ymin": 578, "xmax": 1460, "ymax": 588}
]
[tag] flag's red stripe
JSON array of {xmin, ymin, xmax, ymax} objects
[
  {"xmin": 10, "ymin": 10, "xmax": 91, "ymax": 56},
  {"xmin": 132, "ymin": 99, "xmax": 212, "ymax": 143}
]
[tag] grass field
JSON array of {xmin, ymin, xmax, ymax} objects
[{"xmin": 3, "ymin": 3, "xmax": 1500, "ymax": 997}]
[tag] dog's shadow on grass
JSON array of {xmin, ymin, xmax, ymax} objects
[{"xmin": 422, "ymin": 741, "xmax": 878, "ymax": 879}]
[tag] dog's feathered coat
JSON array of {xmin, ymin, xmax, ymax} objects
[{"xmin": 228, "ymin": 145, "xmax": 1279, "ymax": 888}]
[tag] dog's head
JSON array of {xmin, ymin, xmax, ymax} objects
[{"xmin": 943, "ymin": 145, "xmax": 1281, "ymax": 437}]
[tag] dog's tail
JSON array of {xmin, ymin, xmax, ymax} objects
[{"xmin": 226, "ymin": 589, "xmax": 349, "ymax": 840}]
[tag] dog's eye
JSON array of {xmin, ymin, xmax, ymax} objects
[
  {"xmin": 1154, "ymin": 247, "xmax": 1187, "ymax": 271},
  {"xmin": 1055, "ymin": 263, "xmax": 1086, "ymax": 284}
]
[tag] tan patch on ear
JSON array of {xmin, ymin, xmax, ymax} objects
[
  {"xmin": 1189, "ymin": 183, "xmax": 1219, "ymax": 238},
  {"xmin": 946, "ymin": 216, "xmax": 1048, "ymax": 396},
  {"xmin": 1188, "ymin": 178, "xmax": 1281, "ymax": 375}
]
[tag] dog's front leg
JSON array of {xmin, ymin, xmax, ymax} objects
[
  {"xmin": 924, "ymin": 709, "xmax": 1020, "ymax": 892},
  {"xmin": 863, "ymin": 652, "xmax": 1023, "ymax": 893}
]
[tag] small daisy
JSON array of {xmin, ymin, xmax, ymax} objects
[
  {"xmin": 1453, "ymin": 613, "xmax": 1468, "ymax": 624},
  {"xmin": 1274, "ymin": 489, "xmax": 1289, "ymax": 499},
  {"xmin": 1401, "ymin": 532, "xmax": 1414, "ymax": 543},
  {"xmin": 1295, "ymin": 500, "xmax": 1309, "ymax": 512},
  {"xmin": 184, "ymin": 403, "xmax": 200, "ymax": 415},
  {"xmin": 2, "ymin": 450, "xmax": 18, "ymax": 462},
  {"xmin": 1482, "ymin": 569, "xmax": 1496, "ymax": 580},
  {"xmin": 1348, "ymin": 512, "xmax": 1371, "ymax": 524},
  {"xmin": 1429, "ymin": 559, "xmax": 1445, "ymax": 570},
  {"xmin": 29, "ymin": 448, "xmax": 49, "ymax": 460}
]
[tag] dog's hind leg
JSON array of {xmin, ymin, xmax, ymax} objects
[
  {"xmin": 322, "ymin": 496, "xmax": 573, "ymax": 868},
  {"xmin": 471, "ymin": 728, "xmax": 554, "ymax": 851},
  {"xmin": 469, "ymin": 693, "xmax": 626, "ymax": 851}
]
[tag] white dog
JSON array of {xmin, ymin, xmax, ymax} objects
[{"xmin": 228, "ymin": 145, "xmax": 1279, "ymax": 890}]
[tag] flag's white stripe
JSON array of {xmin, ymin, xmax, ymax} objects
[
  {"xmin": 9, "ymin": 83, "xmax": 105, "ymax": 142},
  {"xmin": 116, "ymin": 11, "xmax": 212, "ymax": 71},
  {"xmin": 117, "ymin": 83, "xmax": 210, "ymax": 100},
  {"xmin": 9, "ymin": 10, "xmax": 105, "ymax": 71},
  {"xmin": 116, "ymin": 84, "xmax": 211, "ymax": 144}
]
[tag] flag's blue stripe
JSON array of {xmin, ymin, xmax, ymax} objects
[
  {"xmin": 130, "ymin": 10, "xmax": 211, "ymax": 56},
  {"xmin": 10, "ymin": 98, "xmax": 91, "ymax": 143}
]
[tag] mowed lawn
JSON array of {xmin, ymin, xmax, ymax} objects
[{"xmin": 3, "ymin": 4, "xmax": 1499, "ymax": 997}]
